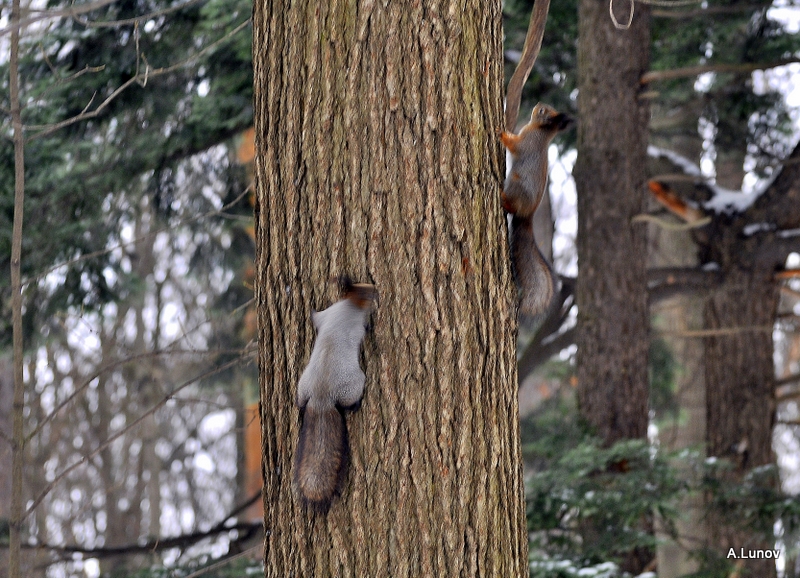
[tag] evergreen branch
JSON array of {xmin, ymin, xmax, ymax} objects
[
  {"xmin": 0, "ymin": 0, "xmax": 118, "ymax": 37},
  {"xmin": 22, "ymin": 184, "xmax": 251, "ymax": 287},
  {"xmin": 655, "ymin": 325, "xmax": 775, "ymax": 337},
  {"xmin": 23, "ymin": 74, "xmax": 139, "ymax": 136},
  {"xmin": 23, "ymin": 18, "xmax": 252, "ymax": 139},
  {"xmin": 642, "ymin": 57, "xmax": 800, "ymax": 83},
  {"xmin": 73, "ymin": 0, "xmax": 206, "ymax": 28},
  {"xmin": 183, "ymin": 545, "xmax": 262, "ymax": 578},
  {"xmin": 33, "ymin": 63, "xmax": 107, "ymax": 104}
]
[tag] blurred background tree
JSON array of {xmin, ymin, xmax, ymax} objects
[
  {"xmin": 1, "ymin": 0, "xmax": 259, "ymax": 575},
  {"xmin": 1, "ymin": 0, "xmax": 799, "ymax": 575}
]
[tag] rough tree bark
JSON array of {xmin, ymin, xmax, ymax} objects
[
  {"xmin": 698, "ymin": 143, "xmax": 800, "ymax": 578},
  {"xmin": 573, "ymin": 0, "xmax": 652, "ymax": 443},
  {"xmin": 646, "ymin": 141, "xmax": 800, "ymax": 576},
  {"xmin": 703, "ymin": 269, "xmax": 778, "ymax": 577},
  {"xmin": 252, "ymin": 1, "xmax": 528, "ymax": 576}
]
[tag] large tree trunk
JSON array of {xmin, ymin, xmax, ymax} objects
[
  {"xmin": 252, "ymin": 2, "xmax": 528, "ymax": 576},
  {"xmin": 574, "ymin": 0, "xmax": 652, "ymax": 443},
  {"xmin": 704, "ymin": 269, "xmax": 778, "ymax": 577},
  {"xmin": 697, "ymin": 142, "xmax": 800, "ymax": 578}
]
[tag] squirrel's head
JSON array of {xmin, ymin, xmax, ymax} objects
[
  {"xmin": 331, "ymin": 276, "xmax": 378, "ymax": 310},
  {"xmin": 530, "ymin": 103, "xmax": 574, "ymax": 133}
]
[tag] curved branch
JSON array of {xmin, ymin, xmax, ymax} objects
[
  {"xmin": 517, "ymin": 276, "xmax": 576, "ymax": 382},
  {"xmin": 504, "ymin": 0, "xmax": 551, "ymax": 130},
  {"xmin": 647, "ymin": 267, "xmax": 722, "ymax": 303},
  {"xmin": 24, "ymin": 492, "xmax": 263, "ymax": 559},
  {"xmin": 642, "ymin": 57, "xmax": 800, "ymax": 84}
]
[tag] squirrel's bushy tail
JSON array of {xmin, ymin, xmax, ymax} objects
[
  {"xmin": 293, "ymin": 405, "xmax": 348, "ymax": 509},
  {"xmin": 510, "ymin": 216, "xmax": 556, "ymax": 322}
]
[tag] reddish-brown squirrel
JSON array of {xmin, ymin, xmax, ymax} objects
[
  {"xmin": 500, "ymin": 103, "xmax": 573, "ymax": 321},
  {"xmin": 293, "ymin": 278, "xmax": 377, "ymax": 510}
]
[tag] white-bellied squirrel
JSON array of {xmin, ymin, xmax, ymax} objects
[
  {"xmin": 293, "ymin": 277, "xmax": 377, "ymax": 510},
  {"xmin": 500, "ymin": 103, "xmax": 573, "ymax": 321}
]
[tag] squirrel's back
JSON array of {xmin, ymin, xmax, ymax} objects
[
  {"xmin": 293, "ymin": 279, "xmax": 377, "ymax": 510},
  {"xmin": 500, "ymin": 103, "xmax": 572, "ymax": 321},
  {"xmin": 500, "ymin": 103, "xmax": 573, "ymax": 218}
]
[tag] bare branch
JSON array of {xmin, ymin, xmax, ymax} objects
[
  {"xmin": 779, "ymin": 285, "xmax": 800, "ymax": 301},
  {"xmin": 647, "ymin": 266, "xmax": 722, "ymax": 303},
  {"xmin": 23, "ymin": 184, "xmax": 252, "ymax": 287},
  {"xmin": 653, "ymin": 3, "xmax": 771, "ymax": 18},
  {"xmin": 517, "ymin": 276, "xmax": 576, "ymax": 382},
  {"xmin": 642, "ymin": 57, "xmax": 800, "ymax": 84},
  {"xmin": 504, "ymin": 0, "xmax": 551, "ymax": 130},
  {"xmin": 26, "ymin": 346, "xmax": 253, "ymax": 443},
  {"xmin": 775, "ymin": 269, "xmax": 800, "ymax": 281},
  {"xmin": 24, "ymin": 492, "xmax": 263, "ymax": 559},
  {"xmin": 24, "ymin": 354, "xmax": 253, "ymax": 521},
  {"xmin": 519, "ymin": 327, "xmax": 576, "ymax": 381},
  {"xmin": 73, "ymin": 0, "xmax": 206, "ymax": 28},
  {"xmin": 776, "ymin": 373, "xmax": 800, "ymax": 388}
]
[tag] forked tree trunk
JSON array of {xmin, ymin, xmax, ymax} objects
[
  {"xmin": 574, "ymin": 0, "xmax": 652, "ymax": 443},
  {"xmin": 252, "ymin": 2, "xmax": 528, "ymax": 576}
]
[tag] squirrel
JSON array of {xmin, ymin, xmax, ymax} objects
[
  {"xmin": 500, "ymin": 102, "xmax": 573, "ymax": 321},
  {"xmin": 293, "ymin": 277, "xmax": 378, "ymax": 510}
]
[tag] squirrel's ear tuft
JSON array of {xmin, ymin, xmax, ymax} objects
[
  {"xmin": 329, "ymin": 275, "xmax": 355, "ymax": 295},
  {"xmin": 345, "ymin": 283, "xmax": 378, "ymax": 310}
]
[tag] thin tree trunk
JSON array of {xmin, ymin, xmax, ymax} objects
[
  {"xmin": 0, "ymin": 354, "xmax": 13, "ymax": 577},
  {"xmin": 253, "ymin": 1, "xmax": 528, "ymax": 575},
  {"xmin": 574, "ymin": 0, "xmax": 652, "ymax": 443},
  {"xmin": 9, "ymin": 0, "xmax": 27, "ymax": 573}
]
